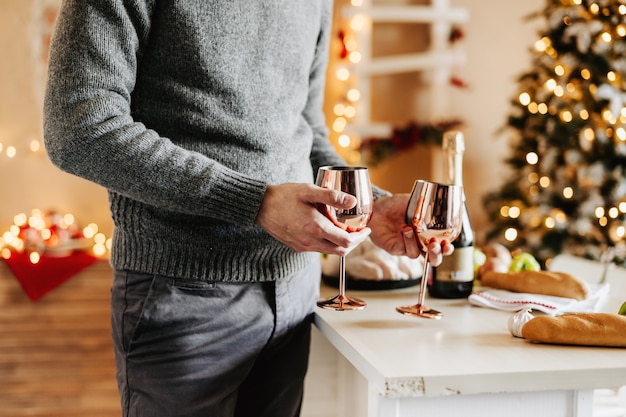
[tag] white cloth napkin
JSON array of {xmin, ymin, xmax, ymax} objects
[{"xmin": 468, "ymin": 283, "xmax": 611, "ymax": 315}]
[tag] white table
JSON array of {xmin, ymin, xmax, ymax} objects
[{"xmin": 313, "ymin": 283, "xmax": 626, "ymax": 417}]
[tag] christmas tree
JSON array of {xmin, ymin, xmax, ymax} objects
[{"xmin": 483, "ymin": 0, "xmax": 626, "ymax": 266}]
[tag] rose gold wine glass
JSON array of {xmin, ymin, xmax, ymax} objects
[
  {"xmin": 316, "ymin": 166, "xmax": 373, "ymax": 311},
  {"xmin": 396, "ymin": 180, "xmax": 463, "ymax": 319}
]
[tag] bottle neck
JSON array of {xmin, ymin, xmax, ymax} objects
[{"xmin": 444, "ymin": 151, "xmax": 464, "ymax": 187}]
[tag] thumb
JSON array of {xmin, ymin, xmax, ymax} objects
[{"xmin": 315, "ymin": 187, "xmax": 357, "ymax": 209}]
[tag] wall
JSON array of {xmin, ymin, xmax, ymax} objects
[
  {"xmin": 0, "ymin": 0, "xmax": 544, "ymax": 244},
  {"xmin": 0, "ymin": 0, "xmax": 113, "ymax": 237}
]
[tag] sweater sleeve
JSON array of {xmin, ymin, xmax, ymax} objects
[{"xmin": 43, "ymin": 0, "xmax": 267, "ymax": 227}]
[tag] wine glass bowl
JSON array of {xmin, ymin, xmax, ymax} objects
[
  {"xmin": 396, "ymin": 180, "xmax": 463, "ymax": 319},
  {"xmin": 316, "ymin": 166, "xmax": 373, "ymax": 311}
]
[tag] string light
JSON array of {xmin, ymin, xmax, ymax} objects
[{"xmin": 0, "ymin": 209, "xmax": 110, "ymax": 263}]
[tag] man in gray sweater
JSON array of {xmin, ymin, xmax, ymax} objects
[{"xmin": 44, "ymin": 1, "xmax": 451, "ymax": 416}]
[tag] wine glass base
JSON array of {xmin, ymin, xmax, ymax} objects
[
  {"xmin": 317, "ymin": 295, "xmax": 366, "ymax": 311},
  {"xmin": 396, "ymin": 305, "xmax": 443, "ymax": 319}
]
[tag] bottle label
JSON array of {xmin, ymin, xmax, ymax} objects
[{"xmin": 435, "ymin": 246, "xmax": 474, "ymax": 282}]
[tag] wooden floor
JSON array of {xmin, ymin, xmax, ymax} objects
[{"xmin": 0, "ymin": 261, "xmax": 121, "ymax": 417}]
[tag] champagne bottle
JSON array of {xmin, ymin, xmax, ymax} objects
[{"xmin": 428, "ymin": 131, "xmax": 475, "ymax": 299}]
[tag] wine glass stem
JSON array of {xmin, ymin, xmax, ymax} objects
[
  {"xmin": 417, "ymin": 259, "xmax": 430, "ymax": 307},
  {"xmin": 339, "ymin": 255, "xmax": 347, "ymax": 299}
]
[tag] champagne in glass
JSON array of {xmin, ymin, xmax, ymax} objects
[
  {"xmin": 396, "ymin": 180, "xmax": 463, "ymax": 319},
  {"xmin": 316, "ymin": 166, "xmax": 373, "ymax": 311}
]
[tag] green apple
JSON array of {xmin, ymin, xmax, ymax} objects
[
  {"xmin": 474, "ymin": 248, "xmax": 487, "ymax": 278},
  {"xmin": 619, "ymin": 301, "xmax": 626, "ymax": 316},
  {"xmin": 509, "ymin": 252, "xmax": 541, "ymax": 272}
]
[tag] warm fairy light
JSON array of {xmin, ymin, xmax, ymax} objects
[
  {"xmin": 346, "ymin": 88, "xmax": 360, "ymax": 102},
  {"xmin": 338, "ymin": 134, "xmax": 351, "ymax": 148},
  {"xmin": 529, "ymin": 185, "xmax": 539, "ymax": 196},
  {"xmin": 572, "ymin": 0, "xmax": 582, "ymax": 5},
  {"xmin": 334, "ymin": 103, "xmax": 346, "ymax": 116},
  {"xmin": 348, "ymin": 51, "xmax": 362, "ymax": 64},
  {"xmin": 349, "ymin": 14, "xmax": 366, "ymax": 31},
  {"xmin": 93, "ymin": 244, "xmax": 106, "ymax": 256},
  {"xmin": 580, "ymin": 109, "xmax": 589, "ymax": 120},
  {"xmin": 526, "ymin": 152, "xmax": 539, "ymax": 165},
  {"xmin": 581, "ymin": 69, "xmax": 591, "ymax": 80},
  {"xmin": 29, "ymin": 252, "xmax": 41, "ymax": 264},
  {"xmin": 519, "ymin": 92, "xmax": 531, "ymax": 106},
  {"xmin": 601, "ymin": 32, "xmax": 612, "ymax": 43},
  {"xmin": 2, "ymin": 231, "xmax": 13, "ymax": 244},
  {"xmin": 555, "ymin": 65, "xmax": 565, "ymax": 76},
  {"xmin": 537, "ymin": 103, "xmax": 548, "ymax": 114},
  {"xmin": 618, "ymin": 26, "xmax": 626, "ymax": 37},
  {"xmin": 619, "ymin": 202, "xmax": 626, "ymax": 212},
  {"xmin": 30, "ymin": 140, "xmax": 41, "ymax": 152},
  {"xmin": 508, "ymin": 206, "xmax": 521, "ymax": 218},
  {"xmin": 609, "ymin": 207, "xmax": 619, "ymax": 218},
  {"xmin": 64, "ymin": 213, "xmax": 75, "ymax": 226},
  {"xmin": 332, "ymin": 117, "xmax": 347, "ymax": 132},
  {"xmin": 553, "ymin": 85, "xmax": 564, "ymax": 97},
  {"xmin": 528, "ymin": 102, "xmax": 539, "ymax": 113},
  {"xmin": 595, "ymin": 207, "xmax": 605, "ymax": 218},
  {"xmin": 539, "ymin": 176, "xmax": 550, "ymax": 187},
  {"xmin": 599, "ymin": 216, "xmax": 608, "ymax": 227},
  {"xmin": 344, "ymin": 105, "xmax": 356, "ymax": 118},
  {"xmin": 616, "ymin": 127, "xmax": 626, "ymax": 141},
  {"xmin": 6, "ymin": 146, "xmax": 16, "ymax": 158},
  {"xmin": 500, "ymin": 206, "xmax": 510, "ymax": 217},
  {"xmin": 607, "ymin": 71, "xmax": 616, "ymax": 82},
  {"xmin": 351, "ymin": 0, "xmax": 363, "ymax": 6},
  {"xmin": 1, "ymin": 248, "xmax": 10, "ymax": 259},
  {"xmin": 504, "ymin": 228, "xmax": 518, "ymax": 242},
  {"xmin": 528, "ymin": 172, "xmax": 539, "ymax": 183},
  {"xmin": 560, "ymin": 110, "xmax": 572, "ymax": 122},
  {"xmin": 563, "ymin": 187, "xmax": 574, "ymax": 199},
  {"xmin": 41, "ymin": 229, "xmax": 51, "ymax": 240},
  {"xmin": 83, "ymin": 224, "xmax": 98, "ymax": 239},
  {"xmin": 620, "ymin": 5, "xmax": 626, "ymax": 15},
  {"xmin": 14, "ymin": 213, "xmax": 27, "ymax": 226},
  {"xmin": 534, "ymin": 37, "xmax": 549, "ymax": 52},
  {"xmin": 336, "ymin": 67, "xmax": 350, "ymax": 81},
  {"xmin": 554, "ymin": 211, "xmax": 567, "ymax": 224},
  {"xmin": 545, "ymin": 217, "xmax": 555, "ymax": 229},
  {"xmin": 344, "ymin": 37, "xmax": 357, "ymax": 52},
  {"xmin": 545, "ymin": 79, "xmax": 557, "ymax": 90},
  {"xmin": 603, "ymin": 109, "xmax": 616, "ymax": 124},
  {"xmin": 589, "ymin": 3, "xmax": 599, "ymax": 14}
]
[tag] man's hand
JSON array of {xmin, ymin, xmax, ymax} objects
[
  {"xmin": 255, "ymin": 183, "xmax": 371, "ymax": 256},
  {"xmin": 369, "ymin": 194, "xmax": 453, "ymax": 266}
]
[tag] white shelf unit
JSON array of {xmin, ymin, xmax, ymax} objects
[{"xmin": 340, "ymin": 0, "xmax": 469, "ymax": 139}]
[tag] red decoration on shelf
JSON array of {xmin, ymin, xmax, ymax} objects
[
  {"xmin": 3, "ymin": 251, "xmax": 99, "ymax": 302},
  {"xmin": 360, "ymin": 120, "xmax": 463, "ymax": 166},
  {"xmin": 338, "ymin": 29, "xmax": 349, "ymax": 59}
]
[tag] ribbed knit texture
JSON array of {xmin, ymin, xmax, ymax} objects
[{"xmin": 44, "ymin": 0, "xmax": 387, "ymax": 282}]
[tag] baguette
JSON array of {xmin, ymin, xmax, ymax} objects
[
  {"xmin": 481, "ymin": 270, "xmax": 589, "ymax": 300},
  {"xmin": 521, "ymin": 313, "xmax": 626, "ymax": 347}
]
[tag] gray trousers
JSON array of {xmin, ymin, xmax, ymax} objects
[{"xmin": 110, "ymin": 262, "xmax": 320, "ymax": 417}]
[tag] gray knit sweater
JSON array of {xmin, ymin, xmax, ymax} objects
[{"xmin": 44, "ymin": 0, "xmax": 383, "ymax": 282}]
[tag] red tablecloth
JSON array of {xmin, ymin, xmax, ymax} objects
[{"xmin": 3, "ymin": 251, "xmax": 99, "ymax": 301}]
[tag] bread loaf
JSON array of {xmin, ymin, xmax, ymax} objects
[
  {"xmin": 521, "ymin": 313, "xmax": 626, "ymax": 347},
  {"xmin": 481, "ymin": 270, "xmax": 589, "ymax": 300}
]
